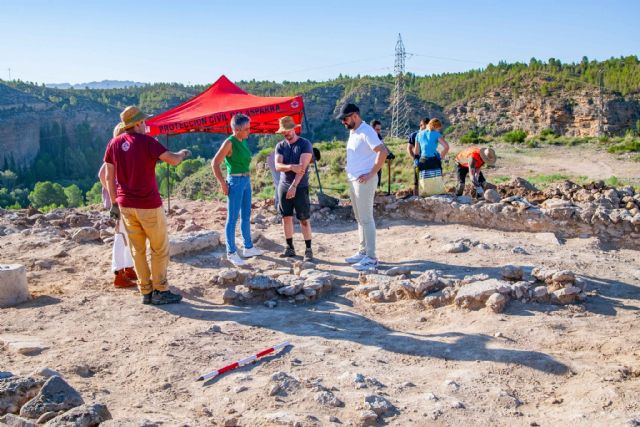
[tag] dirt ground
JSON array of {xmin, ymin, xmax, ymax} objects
[
  {"xmin": 490, "ymin": 143, "xmax": 640, "ymax": 184},
  {"xmin": 2, "ymin": 196, "xmax": 640, "ymax": 426}
]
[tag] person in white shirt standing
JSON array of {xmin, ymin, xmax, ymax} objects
[{"xmin": 336, "ymin": 103, "xmax": 388, "ymax": 271}]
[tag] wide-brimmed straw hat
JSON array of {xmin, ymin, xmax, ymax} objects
[
  {"xmin": 120, "ymin": 106, "xmax": 150, "ymax": 130},
  {"xmin": 480, "ymin": 147, "xmax": 496, "ymax": 165},
  {"xmin": 275, "ymin": 116, "xmax": 301, "ymax": 134}
]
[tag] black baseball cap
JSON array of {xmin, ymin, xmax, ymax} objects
[{"xmin": 336, "ymin": 103, "xmax": 360, "ymax": 120}]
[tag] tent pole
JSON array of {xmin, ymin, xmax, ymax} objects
[
  {"xmin": 302, "ymin": 105, "xmax": 312, "ymax": 139},
  {"xmin": 166, "ymin": 134, "xmax": 171, "ymax": 215}
]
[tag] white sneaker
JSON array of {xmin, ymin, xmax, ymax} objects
[
  {"xmin": 345, "ymin": 252, "xmax": 366, "ymax": 263},
  {"xmin": 352, "ymin": 256, "xmax": 379, "ymax": 272},
  {"xmin": 242, "ymin": 246, "xmax": 264, "ymax": 257},
  {"xmin": 227, "ymin": 252, "xmax": 246, "ymax": 266}
]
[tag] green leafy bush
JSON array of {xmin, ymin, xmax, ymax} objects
[
  {"xmin": 503, "ymin": 129, "xmax": 527, "ymax": 143},
  {"xmin": 28, "ymin": 181, "xmax": 68, "ymax": 208},
  {"xmin": 459, "ymin": 131, "xmax": 484, "ymax": 145}
]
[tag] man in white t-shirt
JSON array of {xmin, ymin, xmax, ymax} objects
[{"xmin": 336, "ymin": 103, "xmax": 388, "ymax": 271}]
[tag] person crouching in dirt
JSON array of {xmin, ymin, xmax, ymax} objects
[
  {"xmin": 454, "ymin": 146, "xmax": 497, "ymax": 197},
  {"xmin": 104, "ymin": 106, "xmax": 191, "ymax": 305},
  {"xmin": 98, "ymin": 123, "xmax": 137, "ymax": 289},
  {"xmin": 273, "ymin": 116, "xmax": 314, "ymax": 262}
]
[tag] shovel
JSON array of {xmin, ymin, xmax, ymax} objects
[{"xmin": 312, "ymin": 149, "xmax": 339, "ymax": 209}]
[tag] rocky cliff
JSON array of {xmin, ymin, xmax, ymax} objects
[
  {"xmin": 0, "ymin": 84, "xmax": 117, "ymax": 169},
  {"xmin": 445, "ymin": 79, "xmax": 640, "ymax": 137}
]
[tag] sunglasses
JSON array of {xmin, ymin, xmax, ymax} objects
[{"xmin": 340, "ymin": 113, "xmax": 354, "ymax": 122}]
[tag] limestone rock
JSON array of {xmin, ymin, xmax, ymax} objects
[
  {"xmin": 511, "ymin": 281, "xmax": 531, "ymax": 299},
  {"xmin": 0, "ymin": 336, "xmax": 49, "ymax": 356},
  {"xmin": 363, "ymin": 394, "xmax": 396, "ymax": 416},
  {"xmin": 0, "ymin": 376, "xmax": 44, "ymax": 417},
  {"xmin": 454, "ymin": 279, "xmax": 512, "ymax": 310},
  {"xmin": 314, "ymin": 391, "xmax": 344, "ymax": 408},
  {"xmin": 0, "ymin": 264, "xmax": 30, "ymax": 308},
  {"xmin": 358, "ymin": 410, "xmax": 378, "ymax": 426},
  {"xmin": 510, "ymin": 177, "xmax": 539, "ymax": 192},
  {"xmin": 442, "ymin": 242, "xmax": 466, "ymax": 253},
  {"xmin": 551, "ymin": 270, "xmax": 576, "ymax": 283},
  {"xmin": 222, "ymin": 288, "xmax": 238, "ymax": 304},
  {"xmin": 268, "ymin": 372, "xmax": 300, "ymax": 397},
  {"xmin": 70, "ymin": 227, "xmax": 101, "ymax": 243},
  {"xmin": 0, "ymin": 413, "xmax": 37, "ymax": 426},
  {"xmin": 486, "ymin": 292, "xmax": 508, "ymax": 313},
  {"xmin": 385, "ymin": 266, "xmax": 412, "ymax": 276},
  {"xmin": 531, "ymin": 267, "xmax": 556, "ymax": 282},
  {"xmin": 218, "ymin": 269, "xmax": 238, "ymax": 281},
  {"xmin": 413, "ymin": 270, "xmax": 441, "ymax": 296},
  {"xmin": 263, "ymin": 268, "xmax": 292, "ymax": 279},
  {"xmin": 276, "ymin": 275, "xmax": 304, "ymax": 296},
  {"xmin": 246, "ymin": 276, "xmax": 280, "ymax": 290},
  {"xmin": 368, "ymin": 290, "xmax": 384, "ymax": 302},
  {"xmin": 484, "ymin": 189, "xmax": 501, "ymax": 203},
  {"xmin": 45, "ymin": 403, "xmax": 111, "ymax": 426},
  {"xmin": 30, "ymin": 366, "xmax": 62, "ymax": 378},
  {"xmin": 169, "ymin": 231, "xmax": 220, "ymax": 257},
  {"xmin": 533, "ymin": 286, "xmax": 548, "ymax": 300},
  {"xmin": 19, "ymin": 376, "xmax": 84, "ymax": 419},
  {"xmin": 501, "ymin": 265, "xmax": 524, "ymax": 281},
  {"xmin": 551, "ymin": 286, "xmax": 582, "ymax": 304}
]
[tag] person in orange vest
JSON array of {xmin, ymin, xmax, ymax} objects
[{"xmin": 455, "ymin": 146, "xmax": 496, "ymax": 196}]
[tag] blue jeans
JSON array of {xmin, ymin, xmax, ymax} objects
[{"xmin": 225, "ymin": 176, "xmax": 253, "ymax": 254}]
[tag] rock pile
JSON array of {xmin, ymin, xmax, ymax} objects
[
  {"xmin": 215, "ymin": 262, "xmax": 335, "ymax": 305},
  {"xmin": 377, "ymin": 178, "xmax": 640, "ymax": 249},
  {"xmin": 0, "ymin": 371, "xmax": 111, "ymax": 425},
  {"xmin": 356, "ymin": 265, "xmax": 585, "ymax": 313},
  {"xmin": 0, "ymin": 208, "xmax": 109, "ymax": 242}
]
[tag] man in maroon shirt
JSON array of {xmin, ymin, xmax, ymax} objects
[{"xmin": 104, "ymin": 106, "xmax": 191, "ymax": 305}]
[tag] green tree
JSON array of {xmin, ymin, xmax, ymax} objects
[
  {"xmin": 28, "ymin": 181, "xmax": 68, "ymax": 208},
  {"xmin": 0, "ymin": 170, "xmax": 18, "ymax": 190},
  {"xmin": 86, "ymin": 181, "xmax": 104, "ymax": 205},
  {"xmin": 176, "ymin": 158, "xmax": 205, "ymax": 180},
  {"xmin": 64, "ymin": 184, "xmax": 84, "ymax": 207}
]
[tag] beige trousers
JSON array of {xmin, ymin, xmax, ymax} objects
[
  {"xmin": 120, "ymin": 207, "xmax": 169, "ymax": 295},
  {"xmin": 348, "ymin": 175, "xmax": 378, "ymax": 258}
]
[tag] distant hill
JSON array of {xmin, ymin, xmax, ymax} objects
[
  {"xmin": 1, "ymin": 55, "xmax": 639, "ymax": 198},
  {"xmin": 46, "ymin": 80, "xmax": 147, "ymax": 90}
]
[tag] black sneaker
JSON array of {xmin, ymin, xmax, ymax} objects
[
  {"xmin": 142, "ymin": 293, "xmax": 152, "ymax": 305},
  {"xmin": 303, "ymin": 248, "xmax": 313, "ymax": 262},
  {"xmin": 279, "ymin": 247, "xmax": 296, "ymax": 258},
  {"xmin": 151, "ymin": 290, "xmax": 183, "ymax": 305}
]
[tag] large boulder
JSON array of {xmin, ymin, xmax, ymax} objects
[
  {"xmin": 169, "ymin": 231, "xmax": 220, "ymax": 257},
  {"xmin": 70, "ymin": 228, "xmax": 101, "ymax": 243},
  {"xmin": 45, "ymin": 403, "xmax": 111, "ymax": 427},
  {"xmin": 0, "ymin": 265, "xmax": 30, "ymax": 308},
  {"xmin": 19, "ymin": 376, "xmax": 83, "ymax": 419},
  {"xmin": 0, "ymin": 376, "xmax": 44, "ymax": 416}
]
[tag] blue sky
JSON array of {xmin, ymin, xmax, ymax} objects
[{"xmin": 0, "ymin": 0, "xmax": 638, "ymax": 85}]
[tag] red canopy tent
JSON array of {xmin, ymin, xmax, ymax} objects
[{"xmin": 146, "ymin": 75, "xmax": 304, "ymax": 136}]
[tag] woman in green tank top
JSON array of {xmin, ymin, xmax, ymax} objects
[{"xmin": 212, "ymin": 114, "xmax": 264, "ymax": 266}]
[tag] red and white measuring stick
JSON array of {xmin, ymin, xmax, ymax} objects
[{"xmin": 196, "ymin": 341, "xmax": 290, "ymax": 382}]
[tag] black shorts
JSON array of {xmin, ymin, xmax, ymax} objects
[{"xmin": 278, "ymin": 186, "xmax": 311, "ymax": 220}]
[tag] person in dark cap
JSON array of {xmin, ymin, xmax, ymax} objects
[{"xmin": 337, "ymin": 103, "xmax": 387, "ymax": 271}]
